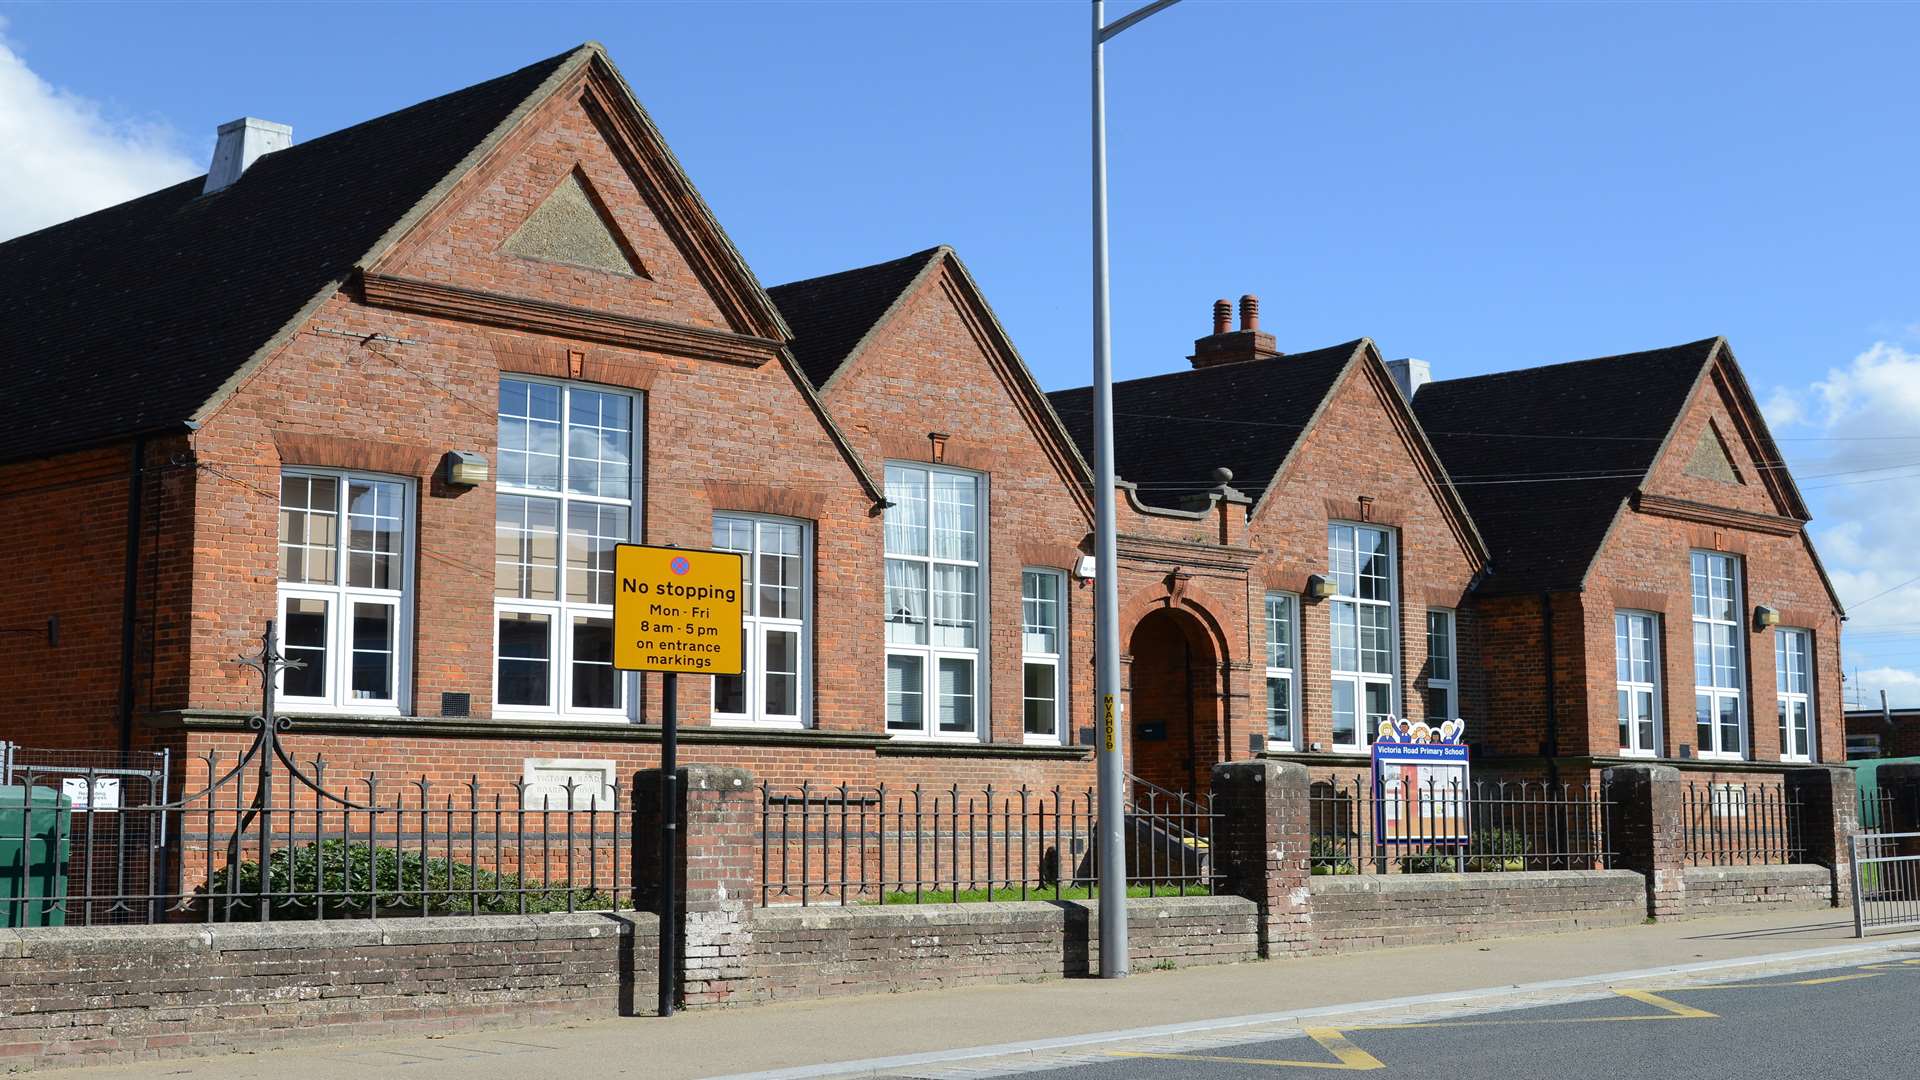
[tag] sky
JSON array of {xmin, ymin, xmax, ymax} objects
[{"xmin": 4, "ymin": 0, "xmax": 1919, "ymax": 706}]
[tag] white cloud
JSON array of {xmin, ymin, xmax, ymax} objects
[
  {"xmin": 1761, "ymin": 386, "xmax": 1806, "ymax": 430},
  {"xmin": 1850, "ymin": 667, "xmax": 1920, "ymax": 710},
  {"xmin": 0, "ymin": 24, "xmax": 198, "ymax": 241}
]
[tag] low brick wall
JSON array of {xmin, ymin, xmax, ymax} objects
[
  {"xmin": 1681, "ymin": 864, "xmax": 1834, "ymax": 916},
  {"xmin": 749, "ymin": 895, "xmax": 1258, "ymax": 1001},
  {"xmin": 0, "ymin": 913, "xmax": 658, "ymax": 1070},
  {"xmin": 1306, "ymin": 870, "xmax": 1647, "ymax": 953}
]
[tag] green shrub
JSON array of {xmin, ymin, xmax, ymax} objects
[
  {"xmin": 1310, "ymin": 835, "xmax": 1357, "ymax": 876},
  {"xmin": 1465, "ymin": 827, "xmax": 1529, "ymax": 873},
  {"xmin": 198, "ymin": 839, "xmax": 622, "ymax": 919}
]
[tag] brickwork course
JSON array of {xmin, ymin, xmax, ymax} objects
[{"xmin": 0, "ymin": 41, "xmax": 1850, "ymax": 809}]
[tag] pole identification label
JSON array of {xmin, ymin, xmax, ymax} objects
[
  {"xmin": 612, "ymin": 544, "xmax": 744, "ymax": 674},
  {"xmin": 1103, "ymin": 694, "xmax": 1117, "ymax": 752}
]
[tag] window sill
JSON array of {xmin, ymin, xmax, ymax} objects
[
  {"xmin": 145, "ymin": 710, "xmax": 890, "ymax": 749},
  {"xmin": 876, "ymin": 741, "xmax": 1092, "ymax": 761}
]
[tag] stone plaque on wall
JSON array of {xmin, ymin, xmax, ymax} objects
[{"xmin": 521, "ymin": 758, "xmax": 617, "ymax": 811}]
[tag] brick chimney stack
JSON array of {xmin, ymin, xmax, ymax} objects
[{"xmin": 1190, "ymin": 293, "xmax": 1282, "ymax": 369}]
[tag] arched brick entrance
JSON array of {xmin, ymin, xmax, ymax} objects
[{"xmin": 1125, "ymin": 606, "xmax": 1223, "ymax": 798}]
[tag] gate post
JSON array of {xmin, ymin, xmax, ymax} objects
[
  {"xmin": 635, "ymin": 764, "xmax": 758, "ymax": 1010},
  {"xmin": 1210, "ymin": 760, "xmax": 1312, "ymax": 958},
  {"xmin": 1605, "ymin": 764, "xmax": 1687, "ymax": 919},
  {"xmin": 1784, "ymin": 766, "xmax": 1857, "ymax": 907}
]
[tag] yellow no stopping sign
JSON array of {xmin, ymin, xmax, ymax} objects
[{"xmin": 612, "ymin": 544, "xmax": 744, "ymax": 674}]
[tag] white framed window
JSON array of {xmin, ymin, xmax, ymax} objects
[
  {"xmin": 1265, "ymin": 593, "xmax": 1299, "ymax": 749},
  {"xmin": 883, "ymin": 463, "xmax": 986, "ymax": 740},
  {"xmin": 1022, "ymin": 569, "xmax": 1067, "ymax": 745},
  {"xmin": 493, "ymin": 377, "xmax": 641, "ymax": 719},
  {"xmin": 711, "ymin": 514, "xmax": 810, "ymax": 727},
  {"xmin": 1615, "ymin": 611, "xmax": 1661, "ymax": 757},
  {"xmin": 1776, "ymin": 627, "xmax": 1814, "ymax": 762},
  {"xmin": 276, "ymin": 469, "xmax": 414, "ymax": 713},
  {"xmin": 1691, "ymin": 551, "xmax": 1746, "ymax": 760},
  {"xmin": 1425, "ymin": 609, "xmax": 1456, "ymax": 725},
  {"xmin": 1328, "ymin": 523, "xmax": 1397, "ymax": 750}
]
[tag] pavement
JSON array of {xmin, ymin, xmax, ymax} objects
[{"xmin": 24, "ymin": 909, "xmax": 1918, "ymax": 1080}]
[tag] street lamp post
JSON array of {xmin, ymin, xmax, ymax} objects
[{"xmin": 1091, "ymin": 0, "xmax": 1181, "ymax": 980}]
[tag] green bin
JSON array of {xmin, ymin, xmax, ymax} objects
[{"xmin": 0, "ymin": 785, "xmax": 71, "ymax": 928}]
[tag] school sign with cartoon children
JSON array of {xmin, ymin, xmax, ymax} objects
[{"xmin": 1372, "ymin": 718, "xmax": 1471, "ymax": 844}]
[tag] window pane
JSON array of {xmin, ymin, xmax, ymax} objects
[
  {"xmin": 1024, "ymin": 572, "xmax": 1062, "ymax": 656},
  {"xmin": 1327, "ymin": 525, "xmax": 1356, "ymax": 597},
  {"xmin": 1425, "ymin": 686, "xmax": 1451, "ymax": 724},
  {"xmin": 1357, "ymin": 528, "xmax": 1391, "ymax": 601},
  {"xmin": 1359, "ymin": 605, "xmax": 1393, "ymax": 675},
  {"xmin": 936, "ymin": 657, "xmax": 975, "ymax": 733},
  {"xmin": 885, "ymin": 560, "xmax": 928, "ymax": 645},
  {"xmin": 350, "ymin": 602, "xmax": 394, "ymax": 701},
  {"xmin": 498, "ymin": 611, "xmax": 551, "ymax": 708},
  {"xmin": 498, "ymin": 379, "xmax": 561, "ymax": 491},
  {"xmin": 283, "ymin": 597, "xmax": 328, "ymax": 698},
  {"xmin": 1793, "ymin": 700, "xmax": 1810, "ymax": 758},
  {"xmin": 713, "ymin": 517, "xmax": 755, "ymax": 616},
  {"xmin": 1618, "ymin": 689, "xmax": 1632, "ymax": 750},
  {"xmin": 886, "ymin": 654, "xmax": 924, "ymax": 730},
  {"xmin": 347, "ymin": 479, "xmax": 403, "ymax": 590},
  {"xmin": 929, "ymin": 472, "xmax": 979, "ymax": 561},
  {"xmin": 714, "ymin": 629, "xmax": 748, "ymax": 715},
  {"xmin": 1266, "ymin": 594, "xmax": 1293, "ymax": 670},
  {"xmin": 566, "ymin": 388, "xmax": 633, "ymax": 499},
  {"xmin": 566, "ymin": 502, "xmax": 628, "ymax": 605},
  {"xmin": 1695, "ymin": 693, "xmax": 1713, "ymax": 754},
  {"xmin": 883, "ymin": 466, "xmax": 928, "ymax": 556},
  {"xmin": 495, "ymin": 495, "xmax": 560, "ymax": 601},
  {"xmin": 758, "ymin": 522, "xmax": 802, "ymax": 621},
  {"xmin": 1330, "ymin": 602, "xmax": 1358, "ymax": 672},
  {"xmin": 1692, "ymin": 623, "xmax": 1712, "ymax": 688},
  {"xmin": 1718, "ymin": 695, "xmax": 1741, "ymax": 755},
  {"xmin": 931, "ymin": 564, "xmax": 977, "ymax": 648},
  {"xmin": 1777, "ymin": 698, "xmax": 1790, "ymax": 758},
  {"xmin": 1267, "ymin": 675, "xmax": 1292, "ymax": 743},
  {"xmin": 279, "ymin": 476, "xmax": 338, "ymax": 585},
  {"xmin": 1362, "ymin": 682, "xmax": 1392, "ymax": 743},
  {"xmin": 1426, "ymin": 610, "xmax": 1452, "ymax": 681},
  {"xmin": 764, "ymin": 628, "xmax": 799, "ymax": 718},
  {"xmin": 1025, "ymin": 662, "xmax": 1058, "ymax": 737},
  {"xmin": 570, "ymin": 615, "xmax": 617, "ymax": 710},
  {"xmin": 1332, "ymin": 680, "xmax": 1357, "ymax": 745},
  {"xmin": 1637, "ymin": 692, "xmax": 1655, "ymax": 753}
]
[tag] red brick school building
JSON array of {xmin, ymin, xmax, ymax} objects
[{"xmin": 0, "ymin": 42, "xmax": 1848, "ymax": 806}]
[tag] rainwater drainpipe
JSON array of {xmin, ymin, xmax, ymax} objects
[
  {"xmin": 1540, "ymin": 591, "xmax": 1560, "ymax": 788},
  {"xmin": 117, "ymin": 435, "xmax": 148, "ymax": 761}
]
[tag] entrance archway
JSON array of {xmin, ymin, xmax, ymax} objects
[{"xmin": 1125, "ymin": 606, "xmax": 1224, "ymax": 798}]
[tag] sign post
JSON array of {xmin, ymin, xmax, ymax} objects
[{"xmin": 612, "ymin": 543, "xmax": 744, "ymax": 1019}]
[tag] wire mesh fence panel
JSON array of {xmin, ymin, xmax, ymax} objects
[
  {"xmin": 2, "ymin": 743, "xmax": 169, "ymax": 925},
  {"xmin": 757, "ymin": 780, "xmax": 1221, "ymax": 906},
  {"xmin": 1680, "ymin": 780, "xmax": 1807, "ymax": 867},
  {"xmin": 1307, "ymin": 776, "xmax": 1614, "ymax": 876}
]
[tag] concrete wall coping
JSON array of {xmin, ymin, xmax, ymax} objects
[
  {"xmin": 1681, "ymin": 864, "xmax": 1829, "ymax": 883},
  {"xmin": 1, "ymin": 910, "xmax": 657, "ymax": 957},
  {"xmin": 1309, "ymin": 869, "xmax": 1645, "ymax": 896},
  {"xmin": 753, "ymin": 894, "xmax": 1256, "ymax": 931}
]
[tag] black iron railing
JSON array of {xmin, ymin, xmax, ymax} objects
[
  {"xmin": 1309, "ymin": 777, "xmax": 1614, "ymax": 875},
  {"xmin": 757, "ymin": 780, "xmax": 1220, "ymax": 906},
  {"xmin": 1680, "ymin": 780, "xmax": 1807, "ymax": 867}
]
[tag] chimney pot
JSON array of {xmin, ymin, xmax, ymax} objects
[
  {"xmin": 1239, "ymin": 294, "xmax": 1259, "ymax": 332},
  {"xmin": 203, "ymin": 117, "xmax": 293, "ymax": 195},
  {"xmin": 1211, "ymin": 299, "xmax": 1232, "ymax": 336}
]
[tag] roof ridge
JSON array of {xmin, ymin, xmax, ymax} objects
[
  {"xmin": 1048, "ymin": 338, "xmax": 1368, "ymax": 398},
  {"xmin": 766, "ymin": 245, "xmax": 947, "ymax": 293},
  {"xmin": 1424, "ymin": 336, "xmax": 1723, "ymax": 390}
]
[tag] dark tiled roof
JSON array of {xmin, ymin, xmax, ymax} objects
[
  {"xmin": 0, "ymin": 46, "xmax": 585, "ymax": 463},
  {"xmin": 1412, "ymin": 338, "xmax": 1719, "ymax": 595},
  {"xmin": 766, "ymin": 247, "xmax": 944, "ymax": 388},
  {"xmin": 1047, "ymin": 342, "xmax": 1364, "ymax": 508}
]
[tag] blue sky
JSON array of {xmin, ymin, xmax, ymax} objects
[{"xmin": 5, "ymin": 1, "xmax": 1919, "ymax": 706}]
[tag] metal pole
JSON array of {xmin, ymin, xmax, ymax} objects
[
  {"xmin": 1090, "ymin": 0, "xmax": 1129, "ymax": 978},
  {"xmin": 658, "ymin": 672, "xmax": 679, "ymax": 1016}
]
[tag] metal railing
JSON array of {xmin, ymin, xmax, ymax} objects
[
  {"xmin": 757, "ymin": 780, "xmax": 1220, "ymax": 906},
  {"xmin": 1680, "ymin": 781, "xmax": 1806, "ymax": 867},
  {"xmin": 1308, "ymin": 777, "xmax": 1614, "ymax": 875},
  {"xmin": 1850, "ymin": 832, "xmax": 1920, "ymax": 936},
  {"xmin": 2, "ymin": 743, "xmax": 170, "ymax": 924}
]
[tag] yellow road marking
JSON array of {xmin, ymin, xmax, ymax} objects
[{"xmin": 1110, "ymin": 1028, "xmax": 1385, "ymax": 1071}]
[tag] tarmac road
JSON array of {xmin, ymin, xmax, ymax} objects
[{"xmin": 889, "ymin": 956, "xmax": 1920, "ymax": 1080}]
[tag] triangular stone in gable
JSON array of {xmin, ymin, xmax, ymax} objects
[
  {"xmin": 503, "ymin": 169, "xmax": 648, "ymax": 278},
  {"xmin": 1684, "ymin": 423, "xmax": 1743, "ymax": 485}
]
